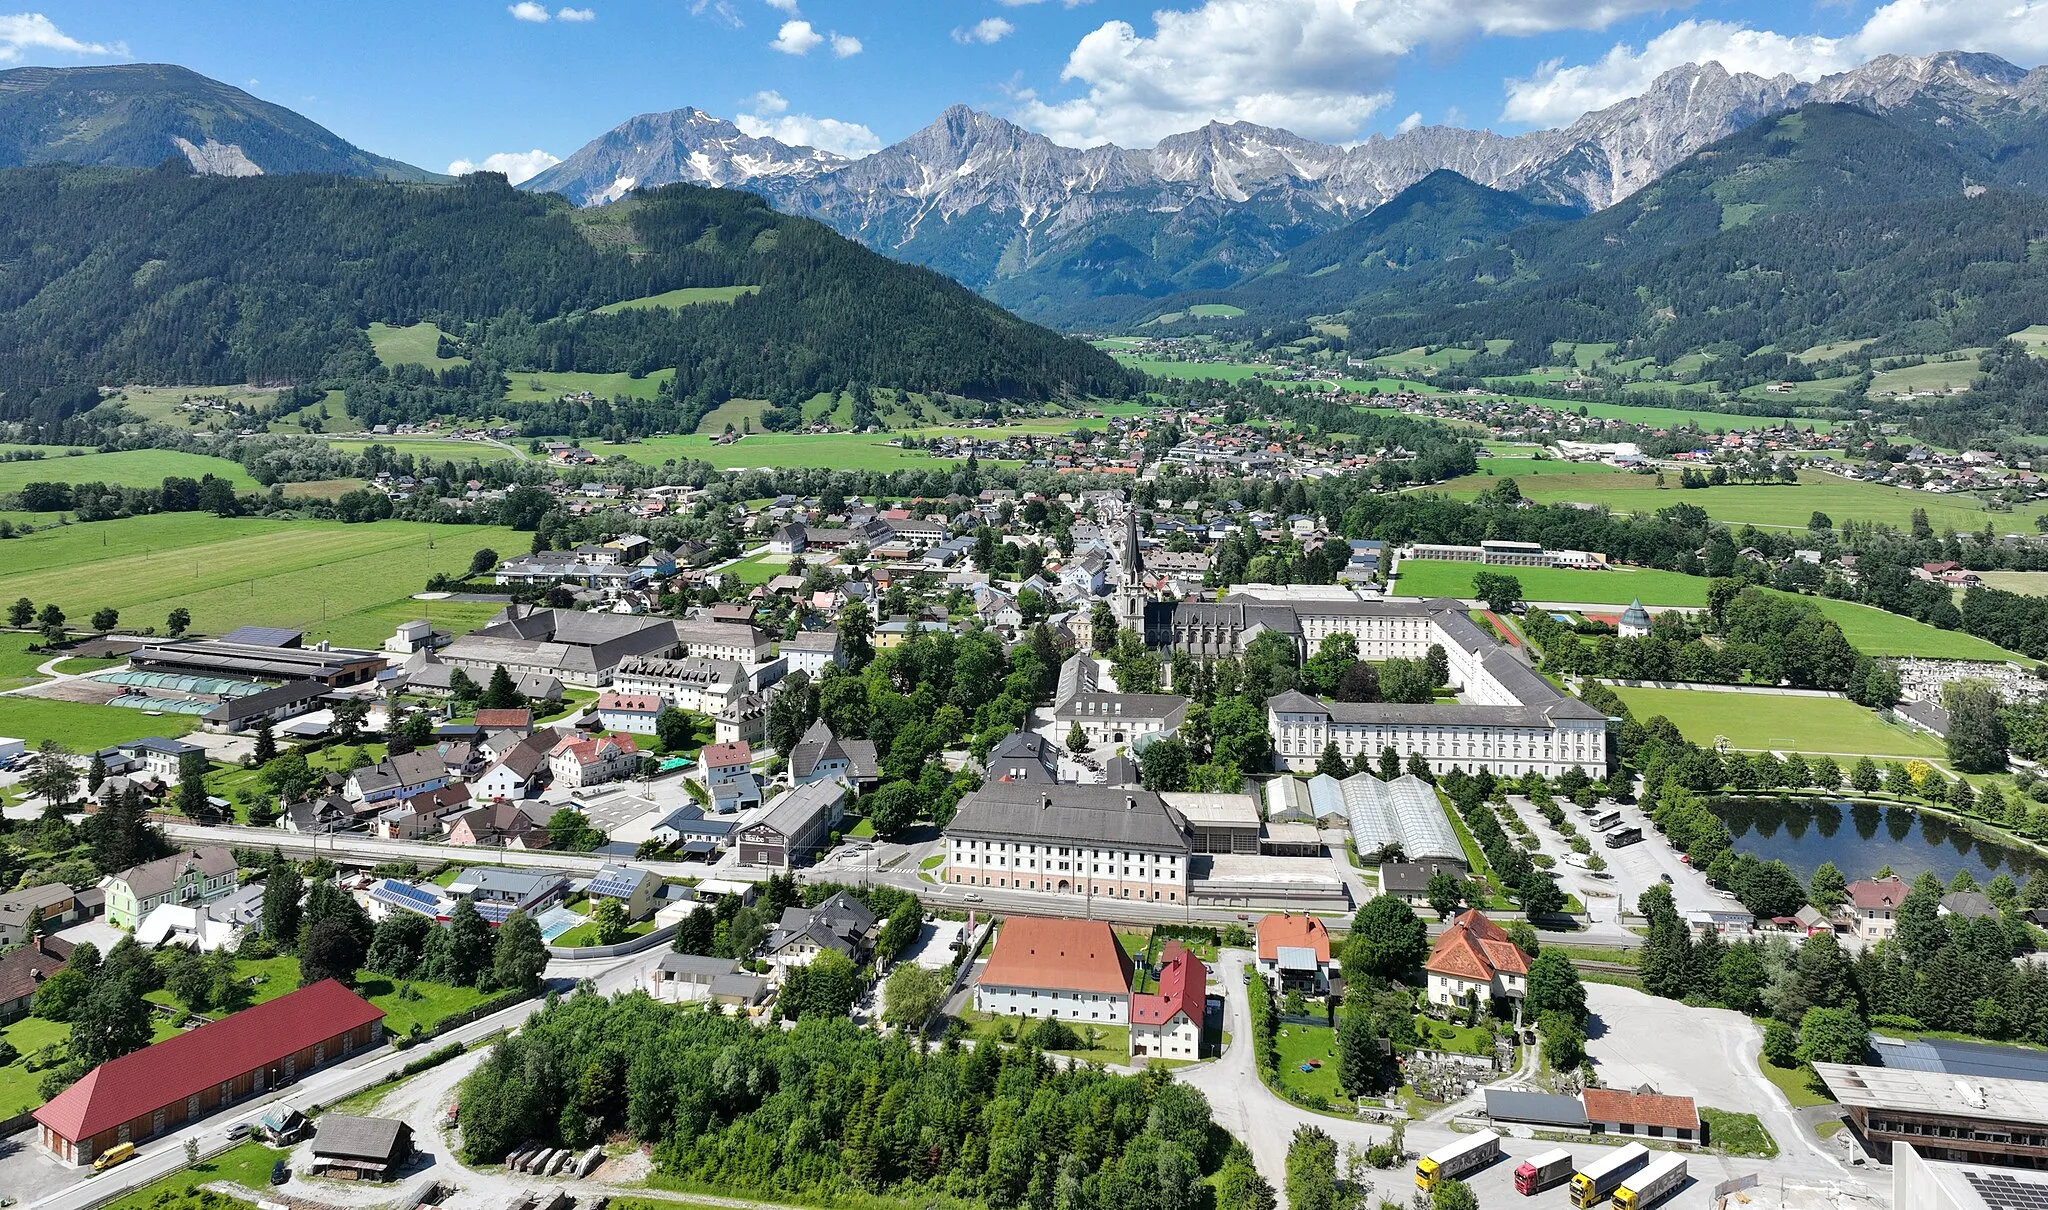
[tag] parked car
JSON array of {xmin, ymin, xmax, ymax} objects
[
  {"xmin": 1660, "ymin": 873, "xmax": 1675, "ymax": 885},
  {"xmin": 270, "ymin": 1160, "xmax": 290, "ymax": 1186}
]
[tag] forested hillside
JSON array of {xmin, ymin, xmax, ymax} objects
[{"xmin": 0, "ymin": 164, "xmax": 1136, "ymax": 429}]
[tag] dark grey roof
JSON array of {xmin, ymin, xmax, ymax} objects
[
  {"xmin": 1379, "ymin": 860, "xmax": 1468, "ymax": 893},
  {"xmin": 219, "ymin": 626, "xmax": 304, "ymax": 648},
  {"xmin": 1484, "ymin": 1089, "xmax": 1588, "ymax": 1128},
  {"xmin": 206, "ymin": 680, "xmax": 330, "ymax": 724},
  {"xmin": 1052, "ymin": 691, "xmax": 1191, "ymax": 727},
  {"xmin": 1102, "ymin": 753, "xmax": 1141, "ymax": 788},
  {"xmin": 948, "ymin": 783, "xmax": 1192, "ymax": 852},
  {"xmin": 754, "ymin": 780, "xmax": 845, "ymax": 839},
  {"xmin": 1870, "ymin": 1036, "xmax": 2048, "ymax": 1085},
  {"xmin": 312, "ymin": 1115, "xmax": 411, "ymax": 1162},
  {"xmin": 113, "ymin": 847, "xmax": 236, "ymax": 899},
  {"xmin": 657, "ymin": 953, "xmax": 738, "ymax": 977},
  {"xmin": 1268, "ymin": 689, "xmax": 1599, "ymax": 729}
]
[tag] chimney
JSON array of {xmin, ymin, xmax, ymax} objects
[
  {"xmin": 33, "ymin": 933, "xmax": 44, "ymax": 955},
  {"xmin": 1041, "ymin": 793, "xmax": 1052, "ymax": 810},
  {"xmin": 1126, "ymin": 796, "xmax": 1136, "ymax": 811}
]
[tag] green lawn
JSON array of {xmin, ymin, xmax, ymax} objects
[
  {"xmin": 368, "ymin": 321, "xmax": 468, "ymax": 369},
  {"xmin": 321, "ymin": 436, "xmax": 518, "ymax": 464},
  {"xmin": 549, "ymin": 919, "xmax": 656, "ymax": 948},
  {"xmin": 311, "ymin": 597, "xmax": 508, "ymax": 651},
  {"xmin": 504, "ymin": 368, "xmax": 677, "ymax": 404},
  {"xmin": 1608, "ymin": 686, "xmax": 1944, "ymax": 758},
  {"xmin": 1274, "ymin": 1021, "xmax": 1342, "ymax": 1102},
  {"xmin": 1700, "ymin": 1107, "xmax": 1779, "ymax": 1158},
  {"xmin": 99, "ymin": 1141, "xmax": 287, "ymax": 1210},
  {"xmin": 1870, "ymin": 354, "xmax": 1986, "ymax": 397},
  {"xmin": 0, "ymin": 513, "xmax": 522, "ymax": 645},
  {"xmin": 962, "ymin": 1013, "xmax": 1132, "ymax": 1066},
  {"xmin": 728, "ymin": 551, "xmax": 793, "ymax": 585},
  {"xmin": 0, "ymin": 696, "xmax": 200, "ymax": 748},
  {"xmin": 1467, "ymin": 457, "xmax": 1628, "ymax": 478},
  {"xmin": 594, "ymin": 285, "xmax": 759, "ymax": 313},
  {"xmin": 1805, "ymin": 596, "xmax": 2026, "ymax": 661},
  {"xmin": 1759, "ymin": 1055, "xmax": 1836, "ymax": 1107},
  {"xmin": 1108, "ymin": 354, "xmax": 1274, "ymax": 382},
  {"xmin": 0, "ymin": 449, "xmax": 259, "ymax": 494},
  {"xmin": 1408, "ymin": 1014, "xmax": 1495, "ymax": 1056},
  {"xmin": 694, "ymin": 398, "xmax": 769, "ymax": 434},
  {"xmin": 1433, "ymin": 467, "xmax": 2027, "ymax": 531},
  {"xmin": 1186, "ymin": 304, "xmax": 1245, "ymax": 318},
  {"xmin": 0, "ymin": 1014, "xmax": 69, "ymax": 1117},
  {"xmin": 1394, "ymin": 559, "xmax": 1712, "ymax": 607},
  {"xmin": 619, "ymin": 431, "xmax": 983, "ymax": 472},
  {"xmin": 144, "ymin": 956, "xmax": 302, "ymax": 1014},
  {"xmin": 0, "ymin": 630, "xmax": 53, "ymax": 690}
]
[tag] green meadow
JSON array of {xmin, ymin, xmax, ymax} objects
[
  {"xmin": 502, "ymin": 368, "xmax": 676, "ymax": 403},
  {"xmin": 1607, "ymin": 686, "xmax": 1944, "ymax": 758},
  {"xmin": 594, "ymin": 285, "xmax": 760, "ymax": 313},
  {"xmin": 367, "ymin": 321, "xmax": 468, "ymax": 368},
  {"xmin": 0, "ymin": 448, "xmax": 259, "ymax": 493}
]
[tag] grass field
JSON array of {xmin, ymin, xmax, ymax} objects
[
  {"xmin": 1971, "ymin": 571, "xmax": 2048, "ymax": 596},
  {"xmin": 619, "ymin": 431, "xmax": 984, "ymax": 471},
  {"xmin": 1187, "ymin": 303, "xmax": 1245, "ymax": 318},
  {"xmin": 1108, "ymin": 354, "xmax": 1273, "ymax": 382},
  {"xmin": 322, "ymin": 436, "xmax": 518, "ymax": 464},
  {"xmin": 99, "ymin": 1140, "xmax": 289, "ymax": 1210},
  {"xmin": 0, "ymin": 1014, "xmax": 66, "ymax": 1117},
  {"xmin": 694, "ymin": 398, "xmax": 768, "ymax": 434},
  {"xmin": 1274, "ymin": 1021, "xmax": 1342, "ymax": 1102},
  {"xmin": 1804, "ymin": 596, "xmax": 2026, "ymax": 661},
  {"xmin": 1608, "ymin": 686, "xmax": 1944, "ymax": 757},
  {"xmin": 368, "ymin": 321, "xmax": 468, "ymax": 369},
  {"xmin": 0, "ymin": 514, "xmax": 521, "ymax": 648},
  {"xmin": 2012, "ymin": 325, "xmax": 2048, "ymax": 355},
  {"xmin": 0, "ymin": 696, "xmax": 201, "ymax": 748},
  {"xmin": 1700, "ymin": 1108, "xmax": 1779, "ymax": 1158},
  {"xmin": 503, "ymin": 368, "xmax": 676, "ymax": 404},
  {"xmin": 0, "ymin": 631, "xmax": 53, "ymax": 690},
  {"xmin": 1759, "ymin": 1055, "xmax": 1836, "ymax": 1107},
  {"xmin": 1468, "ymin": 457, "xmax": 1628, "ymax": 478},
  {"xmin": 1394, "ymin": 560, "xmax": 1713, "ymax": 607},
  {"xmin": 0, "ymin": 448, "xmax": 259, "ymax": 493},
  {"xmin": 1433, "ymin": 467, "xmax": 2043, "ymax": 532},
  {"xmin": 1870, "ymin": 353, "xmax": 1985, "ymax": 397},
  {"xmin": 594, "ymin": 285, "xmax": 759, "ymax": 313},
  {"xmin": 109, "ymin": 384, "xmax": 283, "ymax": 431},
  {"xmin": 728, "ymin": 551, "xmax": 794, "ymax": 584},
  {"xmin": 1797, "ymin": 338, "xmax": 1878, "ymax": 363}
]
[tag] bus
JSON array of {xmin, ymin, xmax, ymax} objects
[
  {"xmin": 1612, "ymin": 1154, "xmax": 1687, "ymax": 1210},
  {"xmin": 1415, "ymin": 1130, "xmax": 1501, "ymax": 1191},
  {"xmin": 1604, "ymin": 827, "xmax": 1644, "ymax": 850},
  {"xmin": 1514, "ymin": 1148, "xmax": 1574, "ymax": 1195},
  {"xmin": 1592, "ymin": 811, "xmax": 1623, "ymax": 831},
  {"xmin": 1568, "ymin": 1142, "xmax": 1648, "ymax": 1207}
]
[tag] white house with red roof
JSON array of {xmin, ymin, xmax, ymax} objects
[
  {"xmin": 1839, "ymin": 875, "xmax": 1910, "ymax": 941},
  {"xmin": 701, "ymin": 740, "xmax": 752, "ymax": 785},
  {"xmin": 974, "ymin": 916, "xmax": 1132, "ymax": 1024},
  {"xmin": 1130, "ymin": 942, "xmax": 1206, "ymax": 1059},
  {"xmin": 548, "ymin": 732, "xmax": 640, "ymax": 789},
  {"xmin": 594, "ymin": 692, "xmax": 664, "ymax": 735},
  {"xmin": 1254, "ymin": 912, "xmax": 1332, "ymax": 994},
  {"xmin": 1424, "ymin": 910, "xmax": 1530, "ymax": 1008}
]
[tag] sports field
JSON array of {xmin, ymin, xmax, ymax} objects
[
  {"xmin": 1607, "ymin": 686, "xmax": 1945, "ymax": 759},
  {"xmin": 594, "ymin": 285, "xmax": 759, "ymax": 313},
  {"xmin": 367, "ymin": 321, "xmax": 468, "ymax": 368},
  {"xmin": 502, "ymin": 368, "xmax": 676, "ymax": 403},
  {"xmin": 0, "ymin": 514, "xmax": 520, "ymax": 646},
  {"xmin": 0, "ymin": 448, "xmax": 259, "ymax": 493},
  {"xmin": 1392, "ymin": 560, "xmax": 1712, "ymax": 607},
  {"xmin": 1432, "ymin": 467, "xmax": 2043, "ymax": 531}
]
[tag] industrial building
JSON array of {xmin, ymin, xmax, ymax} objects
[
  {"xmin": 127, "ymin": 632, "xmax": 386, "ymax": 688},
  {"xmin": 1307, "ymin": 772, "xmax": 1465, "ymax": 866},
  {"xmin": 1814, "ymin": 1063, "xmax": 2048, "ymax": 1168}
]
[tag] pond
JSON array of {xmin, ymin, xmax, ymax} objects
[{"xmin": 1712, "ymin": 798, "xmax": 2048, "ymax": 885}]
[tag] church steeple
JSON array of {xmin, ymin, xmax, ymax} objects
[{"xmin": 1120, "ymin": 503, "xmax": 1143, "ymax": 583}]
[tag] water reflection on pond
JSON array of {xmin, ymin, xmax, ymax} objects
[{"xmin": 1712, "ymin": 798, "xmax": 2048, "ymax": 883}]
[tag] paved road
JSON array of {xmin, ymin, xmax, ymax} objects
[
  {"xmin": 15, "ymin": 948, "xmax": 663, "ymax": 1210},
  {"xmin": 156, "ymin": 821, "xmax": 718, "ymax": 881}
]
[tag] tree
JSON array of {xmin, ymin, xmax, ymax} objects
[
  {"xmin": 37, "ymin": 602, "xmax": 65, "ymax": 645},
  {"xmin": 1538, "ymin": 1011, "xmax": 1586, "ymax": 1073},
  {"xmin": 866, "ymin": 781, "xmax": 920, "ymax": 837},
  {"xmin": 443, "ymin": 899, "xmax": 495, "ymax": 987},
  {"xmin": 1284, "ymin": 1126, "xmax": 1342, "ymax": 1210},
  {"xmin": 1524, "ymin": 950, "xmax": 1587, "ymax": 1026},
  {"xmin": 1139, "ymin": 736, "xmax": 1192, "ymax": 792},
  {"xmin": 1336, "ymin": 988, "xmax": 1382, "ymax": 1096},
  {"xmin": 1470, "ymin": 570, "xmax": 1524, "ymax": 613},
  {"xmin": 1345, "ymin": 894, "xmax": 1428, "ymax": 982},
  {"xmin": 90, "ymin": 607, "xmax": 119, "ymax": 633},
  {"xmin": 366, "ymin": 912, "xmax": 431, "ymax": 979},
  {"xmin": 1944, "ymin": 680, "xmax": 2010, "ymax": 773},
  {"xmin": 1762, "ymin": 1018, "xmax": 1799, "ymax": 1067},
  {"xmin": 175, "ymin": 750, "xmax": 211, "ymax": 819},
  {"xmin": 1314, "ymin": 742, "xmax": 1349, "ymax": 778},
  {"xmin": 655, "ymin": 707, "xmax": 696, "ymax": 752},
  {"xmin": 781, "ymin": 949, "xmax": 858, "ymax": 1020},
  {"xmin": 492, "ymin": 909, "xmax": 548, "ymax": 995},
  {"xmin": 1718, "ymin": 943, "xmax": 1768, "ymax": 1014},
  {"xmin": 166, "ymin": 607, "xmax": 191, "ymax": 637},
  {"xmin": 589, "ymin": 896, "xmax": 629, "ymax": 945},
  {"xmin": 1796, "ymin": 1005, "xmax": 1870, "ymax": 1065},
  {"xmin": 7, "ymin": 597, "xmax": 31, "ymax": 628},
  {"xmin": 70, "ymin": 972, "xmax": 153, "ymax": 1067},
  {"xmin": 261, "ymin": 860, "xmax": 303, "ymax": 945},
  {"xmin": 882, "ymin": 963, "xmax": 946, "ymax": 1033},
  {"xmin": 1809, "ymin": 860, "xmax": 1847, "ymax": 911},
  {"xmin": 23, "ymin": 740, "xmax": 78, "ymax": 809},
  {"xmin": 467, "ymin": 547, "xmax": 501, "ymax": 579},
  {"xmin": 547, "ymin": 807, "xmax": 605, "ymax": 852},
  {"xmin": 1425, "ymin": 869, "xmax": 1463, "ymax": 920},
  {"xmin": 32, "ymin": 967, "xmax": 89, "ymax": 1022},
  {"xmin": 1215, "ymin": 1146, "xmax": 1276, "ymax": 1210},
  {"xmin": 299, "ymin": 917, "xmax": 363, "ymax": 986},
  {"xmin": 252, "ymin": 721, "xmax": 278, "ymax": 766},
  {"xmin": 1518, "ymin": 870, "xmax": 1566, "ymax": 919},
  {"xmin": 481, "ymin": 664, "xmax": 525, "ymax": 711},
  {"xmin": 1066, "ymin": 721, "xmax": 1092, "ymax": 754},
  {"xmin": 332, "ymin": 697, "xmax": 372, "ymax": 743},
  {"xmin": 839, "ymin": 600, "xmax": 875, "ymax": 670},
  {"xmin": 1851, "ymin": 757, "xmax": 1880, "ymax": 794},
  {"xmin": 1376, "ymin": 745, "xmax": 1401, "ymax": 781}
]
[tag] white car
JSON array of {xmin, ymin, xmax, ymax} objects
[{"xmin": 963, "ymin": 892, "xmax": 983, "ymax": 902}]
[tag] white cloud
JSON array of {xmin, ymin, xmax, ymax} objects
[
  {"xmin": 556, "ymin": 7, "xmax": 596, "ymax": 20},
  {"xmin": 1505, "ymin": 0, "xmax": 2048, "ymax": 126},
  {"xmin": 507, "ymin": 1, "xmax": 551, "ymax": 22},
  {"xmin": 830, "ymin": 31, "xmax": 862, "ymax": 57},
  {"xmin": 735, "ymin": 102, "xmax": 882, "ymax": 157},
  {"xmin": 770, "ymin": 19, "xmax": 823, "ymax": 54},
  {"xmin": 1015, "ymin": 0, "xmax": 1678, "ymax": 148},
  {"xmin": 0, "ymin": 13, "xmax": 127, "ymax": 62},
  {"xmin": 954, "ymin": 18, "xmax": 1016, "ymax": 45},
  {"xmin": 447, "ymin": 149, "xmax": 561, "ymax": 184},
  {"xmin": 1397, "ymin": 111, "xmax": 1422, "ymax": 132},
  {"xmin": 690, "ymin": 0, "xmax": 744, "ymax": 26},
  {"xmin": 764, "ymin": 0, "xmax": 799, "ymax": 11}
]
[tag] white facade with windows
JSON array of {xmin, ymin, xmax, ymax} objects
[
  {"xmin": 973, "ymin": 983, "xmax": 1129, "ymax": 1024},
  {"xmin": 943, "ymin": 784, "xmax": 1194, "ymax": 904}
]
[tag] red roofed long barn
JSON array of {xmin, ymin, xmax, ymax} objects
[
  {"xmin": 33, "ymin": 979, "xmax": 384, "ymax": 1165},
  {"xmin": 975, "ymin": 916, "xmax": 1133, "ymax": 1024}
]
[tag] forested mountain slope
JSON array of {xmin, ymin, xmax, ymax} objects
[
  {"xmin": 0, "ymin": 165, "xmax": 1135, "ymax": 424},
  {"xmin": 0, "ymin": 63, "xmax": 440, "ymax": 180}
]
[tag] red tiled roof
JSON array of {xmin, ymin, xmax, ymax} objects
[
  {"xmin": 1256, "ymin": 913, "xmax": 1331, "ymax": 964},
  {"xmin": 1425, "ymin": 910, "xmax": 1529, "ymax": 982},
  {"xmin": 701, "ymin": 741, "xmax": 752, "ymax": 768},
  {"xmin": 1582, "ymin": 1088, "xmax": 1699, "ymax": 1132},
  {"xmin": 982, "ymin": 917, "xmax": 1132, "ymax": 997},
  {"xmin": 595, "ymin": 692, "xmax": 662, "ymax": 715},
  {"xmin": 1133, "ymin": 942, "xmax": 1205, "ymax": 1026},
  {"xmin": 473, "ymin": 709, "xmax": 532, "ymax": 730},
  {"xmin": 1846, "ymin": 876, "xmax": 1909, "ymax": 911},
  {"xmin": 34, "ymin": 980, "xmax": 382, "ymax": 1143}
]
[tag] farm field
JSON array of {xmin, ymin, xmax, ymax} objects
[
  {"xmin": 1392, "ymin": 559, "xmax": 1712, "ymax": 607},
  {"xmin": 107, "ymin": 384, "xmax": 285, "ymax": 430},
  {"xmin": 1796, "ymin": 338, "xmax": 1878, "ymax": 363},
  {"xmin": 1804, "ymin": 596, "xmax": 2027, "ymax": 662},
  {"xmin": 503, "ymin": 367, "xmax": 676, "ymax": 403},
  {"xmin": 1607, "ymin": 686, "xmax": 1944, "ymax": 759},
  {"xmin": 616, "ymin": 428, "xmax": 1043, "ymax": 471},
  {"xmin": 323, "ymin": 436, "xmax": 519, "ymax": 463},
  {"xmin": 1108, "ymin": 354, "xmax": 1273, "ymax": 382},
  {"xmin": 2012, "ymin": 325, "xmax": 2048, "ymax": 354},
  {"xmin": 0, "ymin": 448, "xmax": 259, "ymax": 493},
  {"xmin": 367, "ymin": 321, "xmax": 468, "ymax": 368},
  {"xmin": 694, "ymin": 398, "xmax": 769, "ymax": 433},
  {"xmin": 0, "ymin": 513, "xmax": 520, "ymax": 646},
  {"xmin": 1970, "ymin": 571, "xmax": 2048, "ymax": 596},
  {"xmin": 280, "ymin": 477, "xmax": 371, "ymax": 500},
  {"xmin": 1466, "ymin": 457, "xmax": 1627, "ymax": 478},
  {"xmin": 594, "ymin": 284, "xmax": 759, "ymax": 313},
  {"xmin": 1433, "ymin": 467, "xmax": 2043, "ymax": 531},
  {"xmin": 1869, "ymin": 353, "xmax": 1985, "ymax": 397}
]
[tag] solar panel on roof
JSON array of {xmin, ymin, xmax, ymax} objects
[
  {"xmin": 1874, "ymin": 1037, "xmax": 2048, "ymax": 1085},
  {"xmin": 588, "ymin": 871, "xmax": 641, "ymax": 898},
  {"xmin": 1966, "ymin": 1171, "xmax": 2048, "ymax": 1210}
]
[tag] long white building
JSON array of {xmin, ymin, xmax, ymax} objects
[{"xmin": 943, "ymin": 783, "xmax": 1193, "ymax": 904}]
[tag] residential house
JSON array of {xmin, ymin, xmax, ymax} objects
[
  {"xmin": 1255, "ymin": 913, "xmax": 1333, "ymax": 994},
  {"xmin": 1379, "ymin": 860, "xmax": 1469, "ymax": 910},
  {"xmin": 446, "ymin": 801, "xmax": 551, "ymax": 850},
  {"xmin": 648, "ymin": 953, "xmax": 740, "ymax": 1003},
  {"xmin": 974, "ymin": 917, "xmax": 1132, "ymax": 1024},
  {"xmin": 714, "ymin": 690, "xmax": 769, "ymax": 746},
  {"xmin": 344, "ymin": 751, "xmax": 449, "ymax": 807},
  {"xmin": 1130, "ymin": 943, "xmax": 1206, "ymax": 1060},
  {"xmin": 470, "ymin": 730, "xmax": 558, "ymax": 800},
  {"xmin": 1939, "ymin": 891, "xmax": 2000, "ymax": 922},
  {"xmin": 0, "ymin": 934, "xmax": 72, "ymax": 1020},
  {"xmin": 445, "ymin": 867, "xmax": 567, "ymax": 924},
  {"xmin": 702, "ymin": 741, "xmax": 753, "ymax": 785},
  {"xmin": 736, "ymin": 781, "xmax": 846, "ymax": 869},
  {"xmin": 760, "ymin": 890, "xmax": 878, "ymax": 969},
  {"xmin": 789, "ymin": 720, "xmax": 879, "ymax": 792},
  {"xmin": 103, "ymin": 848, "xmax": 239, "ymax": 930},
  {"xmin": 472, "ymin": 708, "xmax": 533, "ymax": 735},
  {"xmin": 548, "ymin": 732, "xmax": 640, "ymax": 790},
  {"xmin": 95, "ymin": 737, "xmax": 205, "ymax": 783},
  {"xmin": 0, "ymin": 883, "xmax": 91, "ymax": 948},
  {"xmin": 594, "ymin": 692, "xmax": 664, "ymax": 735},
  {"xmin": 1423, "ymin": 910, "xmax": 1529, "ymax": 1008},
  {"xmin": 647, "ymin": 804, "xmax": 738, "ymax": 857},
  {"xmin": 585, "ymin": 864, "xmax": 660, "ymax": 921},
  {"xmin": 985, "ymin": 731, "xmax": 1059, "ymax": 784},
  {"xmin": 370, "ymin": 783, "xmax": 472, "ymax": 841},
  {"xmin": 781, "ymin": 631, "xmax": 843, "ymax": 677},
  {"xmin": 1840, "ymin": 876, "xmax": 1910, "ymax": 942}
]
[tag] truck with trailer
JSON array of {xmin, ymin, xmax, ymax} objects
[
  {"xmin": 1612, "ymin": 1154, "xmax": 1687, "ymax": 1210},
  {"xmin": 1569, "ymin": 1142, "xmax": 1649, "ymax": 1207},
  {"xmin": 1414, "ymin": 1130, "xmax": 1502, "ymax": 1192},
  {"xmin": 1514, "ymin": 1148, "xmax": 1574, "ymax": 1195}
]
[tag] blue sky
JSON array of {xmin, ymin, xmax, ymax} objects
[{"xmin": 6, "ymin": 1, "xmax": 2044, "ymax": 178}]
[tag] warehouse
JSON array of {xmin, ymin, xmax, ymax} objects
[
  {"xmin": 1815, "ymin": 1063, "xmax": 2048, "ymax": 1168},
  {"xmin": 32, "ymin": 980, "xmax": 384, "ymax": 1165},
  {"xmin": 127, "ymin": 636, "xmax": 386, "ymax": 687},
  {"xmin": 1307, "ymin": 772, "xmax": 1465, "ymax": 867}
]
